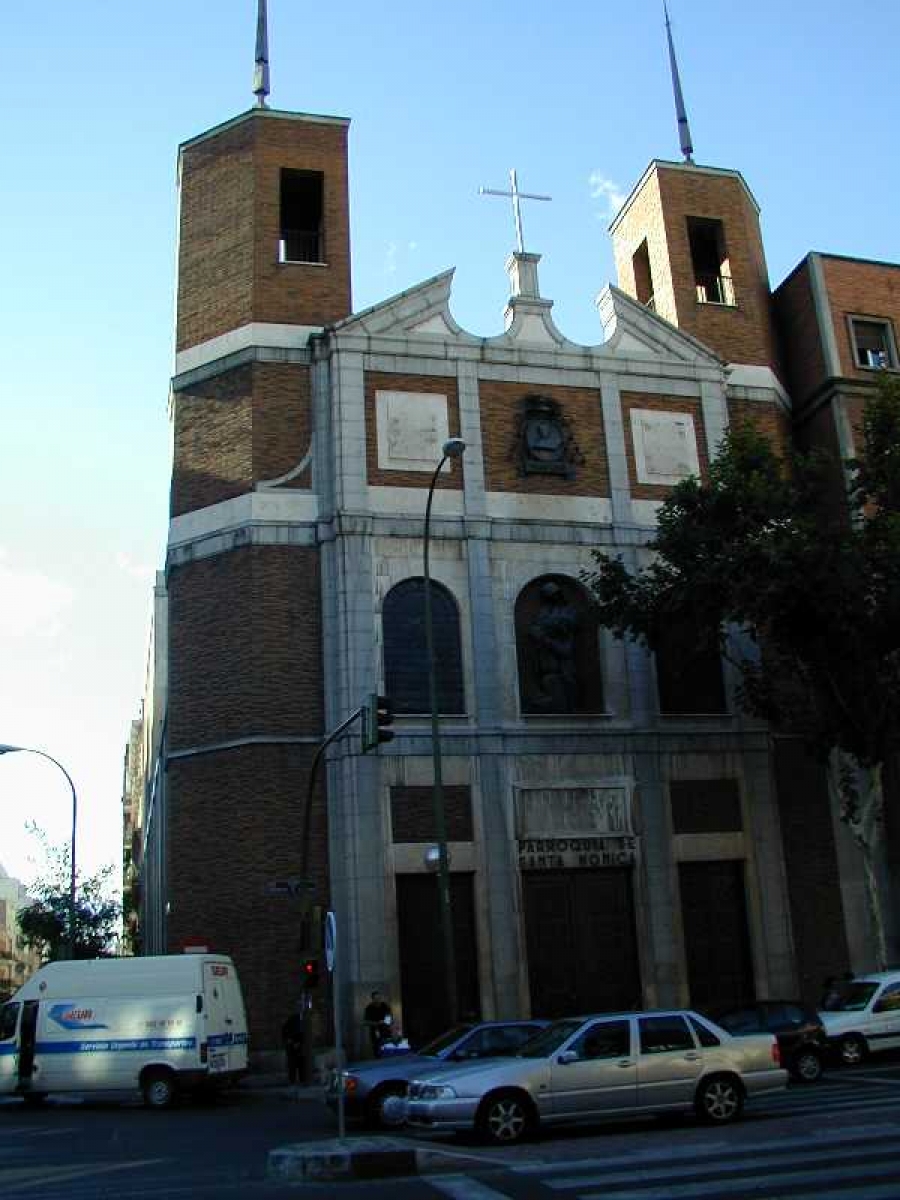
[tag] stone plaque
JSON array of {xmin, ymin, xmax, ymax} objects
[
  {"xmin": 631, "ymin": 409, "xmax": 700, "ymax": 486},
  {"xmin": 518, "ymin": 836, "xmax": 639, "ymax": 871},
  {"xmin": 515, "ymin": 783, "xmax": 633, "ymax": 838},
  {"xmin": 376, "ymin": 390, "xmax": 450, "ymax": 472}
]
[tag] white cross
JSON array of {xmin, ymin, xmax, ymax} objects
[{"xmin": 479, "ymin": 169, "xmax": 552, "ymax": 254}]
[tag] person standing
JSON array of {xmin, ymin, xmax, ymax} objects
[
  {"xmin": 281, "ymin": 1002, "xmax": 305, "ymax": 1084},
  {"xmin": 363, "ymin": 990, "xmax": 393, "ymax": 1056}
]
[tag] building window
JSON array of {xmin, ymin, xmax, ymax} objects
[
  {"xmin": 279, "ymin": 169, "xmax": 324, "ymax": 263},
  {"xmin": 849, "ymin": 316, "xmax": 897, "ymax": 370},
  {"xmin": 633, "ymin": 239, "xmax": 655, "ymax": 310},
  {"xmin": 686, "ymin": 216, "xmax": 735, "ymax": 307},
  {"xmin": 383, "ymin": 578, "xmax": 465, "ymax": 715},
  {"xmin": 515, "ymin": 575, "xmax": 604, "ymax": 715}
]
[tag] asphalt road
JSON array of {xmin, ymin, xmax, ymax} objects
[{"xmin": 2, "ymin": 1058, "xmax": 900, "ymax": 1199}]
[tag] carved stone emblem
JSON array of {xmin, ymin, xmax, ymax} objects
[{"xmin": 516, "ymin": 395, "xmax": 583, "ymax": 479}]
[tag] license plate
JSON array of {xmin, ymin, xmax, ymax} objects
[{"xmin": 209, "ymin": 1051, "xmax": 228, "ymax": 1073}]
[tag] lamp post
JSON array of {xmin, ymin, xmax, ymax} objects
[
  {"xmin": 423, "ymin": 436, "xmax": 465, "ymax": 1030},
  {"xmin": 0, "ymin": 745, "xmax": 77, "ymax": 959}
]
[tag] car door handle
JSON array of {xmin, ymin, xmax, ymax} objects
[
  {"xmin": 684, "ymin": 1052, "xmax": 700, "ymax": 1061},
  {"xmin": 618, "ymin": 1059, "xmax": 634, "ymax": 1068}
]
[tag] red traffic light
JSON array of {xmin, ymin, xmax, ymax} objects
[{"xmin": 301, "ymin": 957, "xmax": 320, "ymax": 989}]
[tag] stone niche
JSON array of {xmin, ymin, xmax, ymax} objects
[{"xmin": 376, "ymin": 390, "xmax": 450, "ymax": 472}]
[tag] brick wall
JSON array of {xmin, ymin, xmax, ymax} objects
[
  {"xmin": 478, "ymin": 381, "xmax": 609, "ymax": 496},
  {"xmin": 166, "ymin": 543, "xmax": 324, "ymax": 1049},
  {"xmin": 821, "ymin": 256, "xmax": 900, "ymax": 380},
  {"xmin": 620, "ymin": 392, "xmax": 708, "ymax": 500},
  {"xmin": 390, "ymin": 786, "xmax": 473, "ymax": 842},
  {"xmin": 167, "ymin": 546, "xmax": 322, "ymax": 750},
  {"xmin": 771, "ymin": 259, "xmax": 827, "ymax": 408},
  {"xmin": 170, "ymin": 362, "xmax": 311, "ymax": 517},
  {"xmin": 166, "ymin": 742, "xmax": 328, "ymax": 1051},
  {"xmin": 727, "ymin": 399, "xmax": 792, "ymax": 457},
  {"xmin": 177, "ymin": 111, "xmax": 351, "ymax": 351},
  {"xmin": 364, "ymin": 372, "xmax": 463, "ymax": 489}
]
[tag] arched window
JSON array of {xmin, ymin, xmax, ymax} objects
[
  {"xmin": 383, "ymin": 578, "xmax": 465, "ymax": 715},
  {"xmin": 515, "ymin": 575, "xmax": 604, "ymax": 715}
]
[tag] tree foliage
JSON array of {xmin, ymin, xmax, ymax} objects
[
  {"xmin": 16, "ymin": 824, "xmax": 121, "ymax": 961},
  {"xmin": 583, "ymin": 374, "xmax": 900, "ymax": 774}
]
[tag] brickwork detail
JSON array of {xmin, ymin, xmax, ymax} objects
[
  {"xmin": 621, "ymin": 392, "xmax": 708, "ymax": 499},
  {"xmin": 727, "ymin": 399, "xmax": 792, "ymax": 458},
  {"xmin": 170, "ymin": 362, "xmax": 311, "ymax": 517},
  {"xmin": 821, "ymin": 257, "xmax": 900, "ymax": 380},
  {"xmin": 771, "ymin": 260, "xmax": 827, "ymax": 407},
  {"xmin": 479, "ymin": 381, "xmax": 609, "ymax": 496}
]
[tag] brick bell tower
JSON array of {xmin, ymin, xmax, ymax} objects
[
  {"xmin": 610, "ymin": 9, "xmax": 780, "ymax": 375},
  {"xmin": 163, "ymin": 3, "xmax": 351, "ymax": 1051}
]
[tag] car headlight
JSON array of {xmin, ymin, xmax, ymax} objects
[{"xmin": 419, "ymin": 1084, "xmax": 457, "ymax": 1100}]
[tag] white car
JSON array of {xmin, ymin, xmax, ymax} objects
[
  {"xmin": 405, "ymin": 1009, "xmax": 787, "ymax": 1144},
  {"xmin": 819, "ymin": 971, "xmax": 900, "ymax": 1065}
]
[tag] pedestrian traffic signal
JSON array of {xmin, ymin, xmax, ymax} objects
[
  {"xmin": 361, "ymin": 693, "xmax": 394, "ymax": 753},
  {"xmin": 301, "ymin": 957, "xmax": 320, "ymax": 989}
]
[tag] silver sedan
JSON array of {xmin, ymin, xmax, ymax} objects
[{"xmin": 405, "ymin": 1009, "xmax": 787, "ymax": 1144}]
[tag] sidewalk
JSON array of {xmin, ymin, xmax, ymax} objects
[{"xmin": 236, "ymin": 1064, "xmax": 325, "ymax": 1101}]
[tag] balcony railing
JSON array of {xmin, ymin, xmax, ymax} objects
[
  {"xmin": 279, "ymin": 229, "xmax": 323, "ymax": 264},
  {"xmin": 695, "ymin": 272, "xmax": 736, "ymax": 307}
]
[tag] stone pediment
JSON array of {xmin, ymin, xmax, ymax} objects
[
  {"xmin": 332, "ymin": 269, "xmax": 724, "ymax": 368},
  {"xmin": 595, "ymin": 285, "xmax": 724, "ymax": 365}
]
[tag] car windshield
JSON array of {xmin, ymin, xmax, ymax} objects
[
  {"xmin": 821, "ymin": 981, "xmax": 879, "ymax": 1012},
  {"xmin": 515, "ymin": 1019, "xmax": 584, "ymax": 1058},
  {"xmin": 416, "ymin": 1025, "xmax": 474, "ymax": 1057}
]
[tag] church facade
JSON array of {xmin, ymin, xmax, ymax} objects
[{"xmin": 123, "ymin": 97, "xmax": 900, "ymax": 1054}]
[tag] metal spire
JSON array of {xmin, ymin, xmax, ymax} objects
[
  {"xmin": 253, "ymin": 0, "xmax": 270, "ymax": 108},
  {"xmin": 664, "ymin": 3, "xmax": 694, "ymax": 163}
]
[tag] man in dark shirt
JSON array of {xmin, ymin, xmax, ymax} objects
[
  {"xmin": 363, "ymin": 990, "xmax": 393, "ymax": 1056},
  {"xmin": 281, "ymin": 1002, "xmax": 305, "ymax": 1084}
]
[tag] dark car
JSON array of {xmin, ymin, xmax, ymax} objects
[
  {"xmin": 326, "ymin": 1019, "xmax": 549, "ymax": 1129},
  {"xmin": 709, "ymin": 1001, "xmax": 827, "ymax": 1082}
]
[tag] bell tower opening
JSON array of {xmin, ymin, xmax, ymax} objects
[
  {"xmin": 687, "ymin": 216, "xmax": 734, "ymax": 307},
  {"xmin": 279, "ymin": 168, "xmax": 325, "ymax": 264}
]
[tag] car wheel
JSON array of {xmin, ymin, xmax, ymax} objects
[
  {"xmin": 142, "ymin": 1069, "xmax": 178, "ymax": 1109},
  {"xmin": 22, "ymin": 1092, "xmax": 47, "ymax": 1108},
  {"xmin": 695, "ymin": 1075, "xmax": 744, "ymax": 1124},
  {"xmin": 792, "ymin": 1049, "xmax": 823, "ymax": 1083},
  {"xmin": 838, "ymin": 1034, "xmax": 867, "ymax": 1067},
  {"xmin": 367, "ymin": 1084, "xmax": 407, "ymax": 1130},
  {"xmin": 476, "ymin": 1090, "xmax": 535, "ymax": 1145}
]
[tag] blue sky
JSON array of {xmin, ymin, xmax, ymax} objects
[{"xmin": 2, "ymin": 0, "xmax": 898, "ymax": 891}]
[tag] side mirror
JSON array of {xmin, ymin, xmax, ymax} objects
[{"xmin": 557, "ymin": 1050, "xmax": 578, "ymax": 1065}]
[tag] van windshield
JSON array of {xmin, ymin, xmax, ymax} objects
[
  {"xmin": 0, "ymin": 1002, "xmax": 19, "ymax": 1041},
  {"xmin": 822, "ymin": 981, "xmax": 879, "ymax": 1012}
]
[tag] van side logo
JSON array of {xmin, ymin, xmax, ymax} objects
[{"xmin": 49, "ymin": 1005, "xmax": 108, "ymax": 1031}]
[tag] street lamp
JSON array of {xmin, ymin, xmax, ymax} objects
[
  {"xmin": 0, "ymin": 745, "xmax": 78, "ymax": 959},
  {"xmin": 423, "ymin": 436, "xmax": 465, "ymax": 1030}
]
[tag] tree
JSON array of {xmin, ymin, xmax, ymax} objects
[
  {"xmin": 16, "ymin": 824, "xmax": 121, "ymax": 961},
  {"xmin": 583, "ymin": 374, "xmax": 900, "ymax": 968}
]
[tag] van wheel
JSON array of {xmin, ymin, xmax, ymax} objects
[
  {"xmin": 22, "ymin": 1093, "xmax": 47, "ymax": 1108},
  {"xmin": 695, "ymin": 1075, "xmax": 744, "ymax": 1124},
  {"xmin": 142, "ymin": 1069, "xmax": 177, "ymax": 1109},
  {"xmin": 838, "ymin": 1034, "xmax": 867, "ymax": 1066}
]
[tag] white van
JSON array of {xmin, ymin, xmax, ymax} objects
[
  {"xmin": 0, "ymin": 954, "xmax": 247, "ymax": 1107},
  {"xmin": 819, "ymin": 970, "xmax": 900, "ymax": 1064}
]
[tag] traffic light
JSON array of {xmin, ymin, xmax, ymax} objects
[
  {"xmin": 301, "ymin": 957, "xmax": 320, "ymax": 989},
  {"xmin": 361, "ymin": 693, "xmax": 394, "ymax": 753}
]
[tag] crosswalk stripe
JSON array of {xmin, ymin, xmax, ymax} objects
[
  {"xmin": 547, "ymin": 1142, "xmax": 900, "ymax": 1192},
  {"xmin": 429, "ymin": 1175, "xmax": 515, "ymax": 1199},
  {"xmin": 512, "ymin": 1121, "xmax": 899, "ymax": 1176}
]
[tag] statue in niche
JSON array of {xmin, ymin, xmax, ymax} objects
[
  {"xmin": 516, "ymin": 394, "xmax": 584, "ymax": 479},
  {"xmin": 525, "ymin": 581, "xmax": 580, "ymax": 712}
]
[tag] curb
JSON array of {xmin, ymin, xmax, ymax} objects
[{"xmin": 267, "ymin": 1137, "xmax": 487, "ymax": 1183}]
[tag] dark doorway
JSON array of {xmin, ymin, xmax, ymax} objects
[
  {"xmin": 396, "ymin": 873, "xmax": 480, "ymax": 1048},
  {"xmin": 679, "ymin": 860, "xmax": 755, "ymax": 1010},
  {"xmin": 523, "ymin": 869, "xmax": 641, "ymax": 1018}
]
